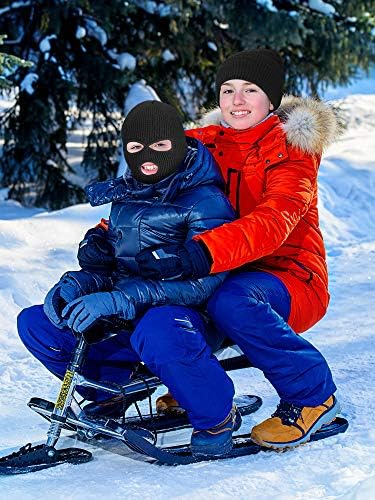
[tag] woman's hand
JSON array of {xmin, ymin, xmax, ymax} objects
[{"xmin": 135, "ymin": 240, "xmax": 212, "ymax": 280}]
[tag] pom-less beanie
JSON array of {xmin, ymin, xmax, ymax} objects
[{"xmin": 215, "ymin": 48, "xmax": 285, "ymax": 109}]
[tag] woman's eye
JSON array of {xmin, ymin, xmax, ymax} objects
[
  {"xmin": 222, "ymin": 89, "xmax": 233, "ymax": 94},
  {"xmin": 245, "ymin": 88, "xmax": 257, "ymax": 93}
]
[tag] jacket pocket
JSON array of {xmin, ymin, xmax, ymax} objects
[{"xmin": 289, "ymin": 259, "xmax": 314, "ymax": 284}]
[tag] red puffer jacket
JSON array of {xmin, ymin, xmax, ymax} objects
[{"xmin": 186, "ymin": 96, "xmax": 340, "ymax": 333}]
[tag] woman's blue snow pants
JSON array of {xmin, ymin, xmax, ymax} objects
[{"xmin": 207, "ymin": 271, "xmax": 336, "ymax": 407}]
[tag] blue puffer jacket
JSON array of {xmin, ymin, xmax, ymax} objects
[{"xmin": 85, "ymin": 137, "xmax": 235, "ymax": 316}]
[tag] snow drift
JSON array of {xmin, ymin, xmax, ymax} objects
[{"xmin": 0, "ymin": 91, "xmax": 374, "ymax": 499}]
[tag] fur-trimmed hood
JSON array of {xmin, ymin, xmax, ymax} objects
[{"xmin": 199, "ymin": 95, "xmax": 342, "ymax": 154}]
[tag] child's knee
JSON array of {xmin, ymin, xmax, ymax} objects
[
  {"xmin": 131, "ymin": 307, "xmax": 207, "ymax": 365},
  {"xmin": 17, "ymin": 306, "xmax": 38, "ymax": 345}
]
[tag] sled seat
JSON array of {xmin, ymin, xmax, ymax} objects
[{"xmin": 215, "ymin": 343, "xmax": 252, "ymax": 371}]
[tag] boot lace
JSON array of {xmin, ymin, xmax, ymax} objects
[{"xmin": 272, "ymin": 400, "xmax": 303, "ymax": 426}]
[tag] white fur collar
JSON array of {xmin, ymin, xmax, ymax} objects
[{"xmin": 199, "ymin": 95, "xmax": 342, "ymax": 154}]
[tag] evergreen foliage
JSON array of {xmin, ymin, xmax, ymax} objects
[
  {"xmin": 0, "ymin": 34, "xmax": 31, "ymax": 89},
  {"xmin": 0, "ymin": 0, "xmax": 374, "ymax": 209}
]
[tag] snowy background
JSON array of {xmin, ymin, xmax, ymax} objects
[{"xmin": 0, "ymin": 70, "xmax": 374, "ymax": 498}]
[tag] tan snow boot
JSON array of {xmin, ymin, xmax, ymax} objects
[
  {"xmin": 155, "ymin": 392, "xmax": 185, "ymax": 415},
  {"xmin": 251, "ymin": 395, "xmax": 340, "ymax": 449}
]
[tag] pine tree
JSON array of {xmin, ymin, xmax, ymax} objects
[
  {"xmin": 215, "ymin": 0, "xmax": 375, "ymax": 95},
  {"xmin": 0, "ymin": 0, "xmax": 374, "ymax": 209},
  {"xmin": 0, "ymin": 0, "xmax": 234, "ymax": 209}
]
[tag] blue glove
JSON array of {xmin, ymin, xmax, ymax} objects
[
  {"xmin": 135, "ymin": 239, "xmax": 212, "ymax": 280},
  {"xmin": 43, "ymin": 279, "xmax": 82, "ymax": 328},
  {"xmin": 62, "ymin": 291, "xmax": 136, "ymax": 334},
  {"xmin": 77, "ymin": 227, "xmax": 115, "ymax": 273},
  {"xmin": 43, "ymin": 271, "xmax": 113, "ymax": 328}
]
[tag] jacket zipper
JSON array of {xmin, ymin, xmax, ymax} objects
[{"xmin": 226, "ymin": 168, "xmax": 241, "ymax": 215}]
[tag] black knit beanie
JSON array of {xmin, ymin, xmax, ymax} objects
[
  {"xmin": 121, "ymin": 101, "xmax": 187, "ymax": 184},
  {"xmin": 215, "ymin": 48, "xmax": 285, "ymax": 109}
]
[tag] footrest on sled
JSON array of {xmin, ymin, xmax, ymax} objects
[
  {"xmin": 121, "ymin": 416, "xmax": 349, "ymax": 465},
  {"xmin": 309, "ymin": 416, "xmax": 349, "ymax": 441},
  {"xmin": 28, "ymin": 394, "xmax": 263, "ymax": 435}
]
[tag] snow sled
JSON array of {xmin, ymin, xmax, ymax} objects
[{"xmin": 0, "ymin": 335, "xmax": 348, "ymax": 473}]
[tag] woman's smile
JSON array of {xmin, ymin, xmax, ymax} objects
[{"xmin": 230, "ymin": 110, "xmax": 251, "ymax": 117}]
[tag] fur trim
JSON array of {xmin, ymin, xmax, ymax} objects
[
  {"xmin": 199, "ymin": 95, "xmax": 342, "ymax": 154},
  {"xmin": 200, "ymin": 108, "xmax": 223, "ymax": 127},
  {"xmin": 278, "ymin": 95, "xmax": 341, "ymax": 153}
]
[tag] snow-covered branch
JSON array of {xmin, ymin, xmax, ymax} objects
[{"xmin": 0, "ymin": 1, "xmax": 31, "ymax": 17}]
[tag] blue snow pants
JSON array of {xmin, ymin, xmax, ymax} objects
[
  {"xmin": 17, "ymin": 304, "xmax": 233, "ymax": 430},
  {"xmin": 207, "ymin": 271, "xmax": 336, "ymax": 407}
]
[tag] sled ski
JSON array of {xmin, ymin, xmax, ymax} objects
[
  {"xmin": 117, "ymin": 416, "xmax": 349, "ymax": 465},
  {"xmin": 0, "ymin": 442, "xmax": 93, "ymax": 475}
]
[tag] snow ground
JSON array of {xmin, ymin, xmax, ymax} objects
[{"xmin": 0, "ymin": 86, "xmax": 374, "ymax": 498}]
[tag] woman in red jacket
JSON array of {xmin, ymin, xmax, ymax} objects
[{"xmin": 136, "ymin": 49, "xmax": 340, "ymax": 451}]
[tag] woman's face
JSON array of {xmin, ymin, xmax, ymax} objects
[{"xmin": 219, "ymin": 79, "xmax": 274, "ymax": 130}]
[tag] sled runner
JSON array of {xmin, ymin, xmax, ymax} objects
[{"xmin": 0, "ymin": 335, "xmax": 348, "ymax": 473}]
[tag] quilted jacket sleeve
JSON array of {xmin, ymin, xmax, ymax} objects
[
  {"xmin": 114, "ymin": 274, "xmax": 226, "ymax": 316},
  {"xmin": 194, "ymin": 151, "xmax": 319, "ymax": 273},
  {"xmin": 185, "ymin": 192, "xmax": 236, "ymax": 240}
]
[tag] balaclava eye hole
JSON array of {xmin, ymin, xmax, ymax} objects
[{"xmin": 121, "ymin": 101, "xmax": 187, "ymax": 184}]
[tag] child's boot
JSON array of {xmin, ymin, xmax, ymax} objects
[{"xmin": 190, "ymin": 405, "xmax": 242, "ymax": 458}]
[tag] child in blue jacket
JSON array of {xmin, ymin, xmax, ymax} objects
[{"xmin": 17, "ymin": 101, "xmax": 239, "ymax": 458}]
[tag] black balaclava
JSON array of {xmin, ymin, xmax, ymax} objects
[
  {"xmin": 215, "ymin": 48, "xmax": 285, "ymax": 110},
  {"xmin": 121, "ymin": 100, "xmax": 187, "ymax": 184}
]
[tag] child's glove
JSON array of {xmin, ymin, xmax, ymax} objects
[
  {"xmin": 43, "ymin": 271, "xmax": 113, "ymax": 328},
  {"xmin": 77, "ymin": 227, "xmax": 115, "ymax": 273},
  {"xmin": 62, "ymin": 291, "xmax": 136, "ymax": 334},
  {"xmin": 43, "ymin": 278, "xmax": 82, "ymax": 328}
]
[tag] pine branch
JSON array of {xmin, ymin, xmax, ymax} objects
[{"xmin": 0, "ymin": 1, "xmax": 32, "ymax": 18}]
